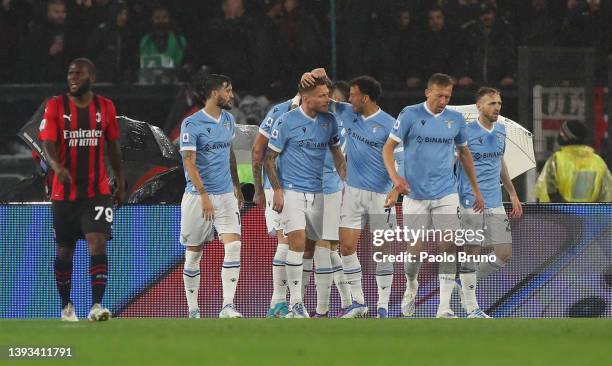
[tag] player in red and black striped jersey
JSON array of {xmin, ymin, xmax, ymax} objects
[{"xmin": 39, "ymin": 58, "xmax": 125, "ymax": 322}]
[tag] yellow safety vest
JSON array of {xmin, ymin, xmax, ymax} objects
[{"xmin": 535, "ymin": 145, "xmax": 612, "ymax": 202}]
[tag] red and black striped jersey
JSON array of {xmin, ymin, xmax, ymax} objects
[{"xmin": 39, "ymin": 94, "xmax": 120, "ymax": 201}]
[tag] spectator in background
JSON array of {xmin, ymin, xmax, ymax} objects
[
  {"xmin": 444, "ymin": 0, "xmax": 481, "ymax": 29},
  {"xmin": 518, "ymin": 0, "xmax": 561, "ymax": 47},
  {"xmin": 0, "ymin": 0, "xmax": 29, "ymax": 83},
  {"xmin": 206, "ymin": 0, "xmax": 265, "ymax": 92},
  {"xmin": 87, "ymin": 1, "xmax": 138, "ymax": 83},
  {"xmin": 559, "ymin": 0, "xmax": 611, "ymax": 80},
  {"xmin": 383, "ymin": 3, "xmax": 419, "ymax": 87},
  {"xmin": 20, "ymin": 0, "xmax": 72, "ymax": 82},
  {"xmin": 139, "ymin": 4, "xmax": 186, "ymax": 69},
  {"xmin": 276, "ymin": 0, "xmax": 328, "ymax": 86},
  {"xmin": 456, "ymin": 1, "xmax": 516, "ymax": 87},
  {"xmin": 535, "ymin": 120, "xmax": 612, "ymax": 202},
  {"xmin": 404, "ymin": 6, "xmax": 454, "ymax": 88},
  {"xmin": 68, "ymin": 0, "xmax": 113, "ymax": 55}
]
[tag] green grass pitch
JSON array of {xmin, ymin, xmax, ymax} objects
[{"xmin": 1, "ymin": 318, "xmax": 611, "ymax": 365}]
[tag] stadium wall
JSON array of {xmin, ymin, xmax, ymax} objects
[{"xmin": 1, "ymin": 204, "xmax": 610, "ymax": 318}]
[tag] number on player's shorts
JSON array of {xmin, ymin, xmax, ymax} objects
[{"xmin": 94, "ymin": 206, "xmax": 113, "ymax": 223}]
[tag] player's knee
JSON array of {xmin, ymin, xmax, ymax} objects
[
  {"xmin": 56, "ymin": 243, "xmax": 76, "ymax": 260},
  {"xmin": 339, "ymin": 242, "xmax": 356, "ymax": 256}
]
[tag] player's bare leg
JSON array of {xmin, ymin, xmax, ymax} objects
[{"xmin": 86, "ymin": 233, "xmax": 111, "ymax": 322}]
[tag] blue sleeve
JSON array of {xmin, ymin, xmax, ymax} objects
[
  {"xmin": 389, "ymin": 108, "xmax": 411, "ymax": 143},
  {"xmin": 268, "ymin": 115, "xmax": 287, "ymax": 153},
  {"xmin": 454, "ymin": 116, "xmax": 468, "ymax": 145},
  {"xmin": 179, "ymin": 118, "xmax": 198, "ymax": 151},
  {"xmin": 259, "ymin": 108, "xmax": 277, "ymax": 138}
]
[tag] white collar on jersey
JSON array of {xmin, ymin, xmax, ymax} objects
[
  {"xmin": 362, "ymin": 107, "xmax": 381, "ymax": 120},
  {"xmin": 477, "ymin": 119, "xmax": 495, "ymax": 133},
  {"xmin": 423, "ymin": 102, "xmax": 444, "ymax": 118},
  {"xmin": 299, "ymin": 106, "xmax": 317, "ymax": 122},
  {"xmin": 201, "ymin": 108, "xmax": 222, "ymax": 123}
]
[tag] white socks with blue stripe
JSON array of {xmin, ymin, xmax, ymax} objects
[
  {"xmin": 222, "ymin": 241, "xmax": 241, "ymax": 307},
  {"xmin": 285, "ymin": 249, "xmax": 304, "ymax": 306},
  {"xmin": 271, "ymin": 243, "xmax": 289, "ymax": 307},
  {"xmin": 342, "ymin": 252, "xmax": 364, "ymax": 304},
  {"xmin": 376, "ymin": 261, "xmax": 394, "ymax": 310},
  {"xmin": 183, "ymin": 250, "xmax": 202, "ymax": 312},
  {"xmin": 314, "ymin": 246, "xmax": 333, "ymax": 314}
]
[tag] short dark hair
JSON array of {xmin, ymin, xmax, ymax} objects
[
  {"xmin": 70, "ymin": 57, "xmax": 96, "ymax": 76},
  {"xmin": 48, "ymin": 0, "xmax": 66, "ymax": 8},
  {"xmin": 427, "ymin": 73, "xmax": 454, "ymax": 88},
  {"xmin": 332, "ymin": 81, "xmax": 350, "ymax": 101},
  {"xmin": 349, "ymin": 75, "xmax": 382, "ymax": 102},
  {"xmin": 475, "ymin": 87, "xmax": 500, "ymax": 102},
  {"xmin": 202, "ymin": 74, "xmax": 232, "ymax": 99},
  {"xmin": 298, "ymin": 77, "xmax": 332, "ymax": 95},
  {"xmin": 428, "ymin": 5, "xmax": 444, "ymax": 15}
]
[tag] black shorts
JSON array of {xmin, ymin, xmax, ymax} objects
[{"xmin": 52, "ymin": 196, "xmax": 113, "ymax": 243}]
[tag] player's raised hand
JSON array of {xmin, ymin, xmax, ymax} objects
[
  {"xmin": 200, "ymin": 193, "xmax": 215, "ymax": 221},
  {"xmin": 384, "ymin": 187, "xmax": 400, "ymax": 208},
  {"xmin": 391, "ymin": 176, "xmax": 410, "ymax": 195},
  {"xmin": 272, "ymin": 188, "xmax": 284, "ymax": 213},
  {"xmin": 253, "ymin": 186, "xmax": 265, "ymax": 208},
  {"xmin": 56, "ymin": 167, "xmax": 72, "ymax": 184},
  {"xmin": 234, "ymin": 185, "xmax": 245, "ymax": 210},
  {"xmin": 509, "ymin": 194, "xmax": 523, "ymax": 218},
  {"xmin": 300, "ymin": 72, "xmax": 315, "ymax": 88},
  {"xmin": 473, "ymin": 192, "xmax": 485, "ymax": 213}
]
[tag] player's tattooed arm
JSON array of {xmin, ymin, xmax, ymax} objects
[
  {"xmin": 330, "ymin": 145, "xmax": 346, "ymax": 181},
  {"xmin": 182, "ymin": 150, "xmax": 207, "ymax": 195},
  {"xmin": 229, "ymin": 146, "xmax": 241, "ymax": 188},
  {"xmin": 230, "ymin": 146, "xmax": 244, "ymax": 208},
  {"xmin": 251, "ymin": 134, "xmax": 267, "ymax": 206},
  {"xmin": 42, "ymin": 140, "xmax": 72, "ymax": 184},
  {"xmin": 264, "ymin": 149, "xmax": 281, "ymax": 190}
]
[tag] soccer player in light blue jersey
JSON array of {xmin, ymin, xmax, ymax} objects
[
  {"xmin": 382, "ymin": 73, "xmax": 484, "ymax": 318},
  {"xmin": 328, "ymin": 76, "xmax": 399, "ymax": 318},
  {"xmin": 265, "ymin": 77, "xmax": 346, "ymax": 318},
  {"xmin": 252, "ymin": 96, "xmax": 299, "ymax": 318},
  {"xmin": 179, "ymin": 74, "xmax": 245, "ymax": 319},
  {"xmin": 455, "ymin": 87, "xmax": 522, "ymax": 318}
]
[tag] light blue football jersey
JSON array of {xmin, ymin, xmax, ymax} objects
[
  {"xmin": 457, "ymin": 120, "xmax": 506, "ymax": 208},
  {"xmin": 268, "ymin": 106, "xmax": 340, "ymax": 193},
  {"xmin": 330, "ymin": 101, "xmax": 395, "ymax": 194},
  {"xmin": 390, "ymin": 103, "xmax": 468, "ymax": 200},
  {"xmin": 180, "ymin": 109, "xmax": 235, "ymax": 195},
  {"xmin": 258, "ymin": 99, "xmax": 293, "ymax": 189}
]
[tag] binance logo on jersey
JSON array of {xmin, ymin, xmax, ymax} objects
[{"xmin": 416, "ymin": 136, "xmax": 453, "ymax": 144}]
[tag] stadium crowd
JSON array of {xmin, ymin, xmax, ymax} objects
[{"xmin": 1, "ymin": 0, "xmax": 611, "ymax": 95}]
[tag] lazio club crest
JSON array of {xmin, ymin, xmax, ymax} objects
[
  {"xmin": 444, "ymin": 120, "xmax": 453, "ymax": 129},
  {"xmin": 372, "ymin": 124, "xmax": 380, "ymax": 133}
]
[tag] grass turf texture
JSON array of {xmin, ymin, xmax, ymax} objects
[{"xmin": 1, "ymin": 319, "xmax": 611, "ymax": 366}]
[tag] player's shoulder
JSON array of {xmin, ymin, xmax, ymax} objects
[
  {"xmin": 45, "ymin": 95, "xmax": 64, "ymax": 108},
  {"xmin": 494, "ymin": 121, "xmax": 507, "ymax": 134},
  {"xmin": 181, "ymin": 109, "xmax": 205, "ymax": 129},
  {"xmin": 377, "ymin": 109, "xmax": 396, "ymax": 125},
  {"xmin": 442, "ymin": 107, "xmax": 464, "ymax": 121},
  {"xmin": 398, "ymin": 103, "xmax": 422, "ymax": 119},
  {"xmin": 95, "ymin": 94, "xmax": 114, "ymax": 106}
]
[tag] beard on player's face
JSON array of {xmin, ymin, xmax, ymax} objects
[{"xmin": 69, "ymin": 79, "xmax": 91, "ymax": 97}]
